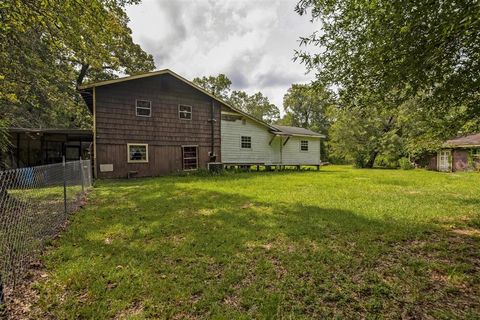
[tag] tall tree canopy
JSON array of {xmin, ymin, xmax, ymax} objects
[
  {"xmin": 295, "ymin": 0, "xmax": 480, "ymax": 166},
  {"xmin": 280, "ymin": 83, "xmax": 333, "ymax": 134},
  {"xmin": 192, "ymin": 74, "xmax": 280, "ymax": 123},
  {"xmin": 192, "ymin": 74, "xmax": 232, "ymax": 100},
  {"xmin": 228, "ymin": 91, "xmax": 280, "ymax": 123},
  {"xmin": 295, "ymin": 0, "xmax": 480, "ymax": 115},
  {"xmin": 0, "ymin": 0, "xmax": 155, "ymax": 130}
]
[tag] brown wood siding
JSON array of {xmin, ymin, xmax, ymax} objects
[
  {"xmin": 452, "ymin": 149, "xmax": 468, "ymax": 172},
  {"xmin": 95, "ymin": 73, "xmax": 222, "ymax": 178},
  {"xmin": 426, "ymin": 154, "xmax": 437, "ymax": 170},
  {"xmin": 96, "ymin": 144, "xmax": 220, "ymax": 178}
]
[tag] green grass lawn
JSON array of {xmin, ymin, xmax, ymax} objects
[{"xmin": 34, "ymin": 166, "xmax": 480, "ymax": 319}]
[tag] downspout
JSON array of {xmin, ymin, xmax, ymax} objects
[{"xmin": 209, "ymin": 99, "xmax": 216, "ymax": 162}]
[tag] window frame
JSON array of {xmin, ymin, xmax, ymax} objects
[
  {"xmin": 300, "ymin": 140, "xmax": 309, "ymax": 152},
  {"xmin": 182, "ymin": 145, "xmax": 198, "ymax": 171},
  {"xmin": 178, "ymin": 104, "xmax": 192, "ymax": 120},
  {"xmin": 241, "ymin": 136, "xmax": 252, "ymax": 149},
  {"xmin": 135, "ymin": 99, "xmax": 152, "ymax": 117},
  {"xmin": 127, "ymin": 143, "xmax": 149, "ymax": 163}
]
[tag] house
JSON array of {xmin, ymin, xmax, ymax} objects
[
  {"xmin": 77, "ymin": 69, "xmax": 325, "ymax": 178},
  {"xmin": 430, "ymin": 133, "xmax": 480, "ymax": 172},
  {"xmin": 1, "ymin": 128, "xmax": 92, "ymax": 169},
  {"xmin": 221, "ymin": 106, "xmax": 324, "ymax": 167}
]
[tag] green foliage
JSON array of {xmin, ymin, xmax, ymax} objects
[
  {"xmin": 34, "ymin": 166, "xmax": 480, "ymax": 318},
  {"xmin": 295, "ymin": 0, "xmax": 480, "ymax": 165},
  {"xmin": 398, "ymin": 157, "xmax": 414, "ymax": 170},
  {"xmin": 0, "ymin": 0, "xmax": 155, "ymax": 133},
  {"xmin": 192, "ymin": 74, "xmax": 232, "ymax": 99},
  {"xmin": 227, "ymin": 91, "xmax": 279, "ymax": 123},
  {"xmin": 280, "ymin": 83, "xmax": 332, "ymax": 134},
  {"xmin": 193, "ymin": 74, "xmax": 280, "ymax": 123},
  {"xmin": 295, "ymin": 0, "xmax": 480, "ymax": 116}
]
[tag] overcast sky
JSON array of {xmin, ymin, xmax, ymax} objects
[{"xmin": 126, "ymin": 0, "xmax": 319, "ymax": 112}]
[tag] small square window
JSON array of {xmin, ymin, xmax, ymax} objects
[
  {"xmin": 300, "ymin": 140, "xmax": 309, "ymax": 151},
  {"xmin": 127, "ymin": 144, "xmax": 148, "ymax": 163},
  {"xmin": 241, "ymin": 136, "xmax": 251, "ymax": 149},
  {"xmin": 474, "ymin": 149, "xmax": 480, "ymax": 157},
  {"xmin": 179, "ymin": 105, "xmax": 192, "ymax": 120},
  {"xmin": 136, "ymin": 100, "xmax": 151, "ymax": 117}
]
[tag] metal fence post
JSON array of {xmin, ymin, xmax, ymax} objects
[
  {"xmin": 63, "ymin": 156, "xmax": 67, "ymax": 214},
  {"xmin": 80, "ymin": 157, "xmax": 85, "ymax": 194},
  {"xmin": 0, "ymin": 273, "xmax": 4, "ymax": 306}
]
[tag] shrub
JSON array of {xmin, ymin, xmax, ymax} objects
[
  {"xmin": 354, "ymin": 154, "xmax": 366, "ymax": 168},
  {"xmin": 399, "ymin": 157, "xmax": 414, "ymax": 170}
]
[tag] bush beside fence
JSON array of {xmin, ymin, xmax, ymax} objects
[{"xmin": 0, "ymin": 158, "xmax": 92, "ymax": 308}]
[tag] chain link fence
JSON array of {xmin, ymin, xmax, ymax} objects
[{"xmin": 0, "ymin": 159, "xmax": 92, "ymax": 307}]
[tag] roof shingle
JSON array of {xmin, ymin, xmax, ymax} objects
[{"xmin": 444, "ymin": 133, "xmax": 480, "ymax": 147}]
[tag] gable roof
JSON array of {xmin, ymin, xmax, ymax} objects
[
  {"xmin": 443, "ymin": 133, "xmax": 480, "ymax": 148},
  {"xmin": 78, "ymin": 69, "xmax": 277, "ymax": 131},
  {"xmin": 273, "ymin": 125, "xmax": 325, "ymax": 138},
  {"xmin": 78, "ymin": 69, "xmax": 325, "ymax": 139}
]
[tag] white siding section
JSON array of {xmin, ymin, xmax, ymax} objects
[
  {"xmin": 281, "ymin": 137, "xmax": 321, "ymax": 165},
  {"xmin": 221, "ymin": 111, "xmax": 322, "ymax": 165},
  {"xmin": 221, "ymin": 114, "xmax": 279, "ymax": 164}
]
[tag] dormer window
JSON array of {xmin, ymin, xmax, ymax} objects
[
  {"xmin": 179, "ymin": 105, "xmax": 192, "ymax": 120},
  {"xmin": 136, "ymin": 100, "xmax": 151, "ymax": 117}
]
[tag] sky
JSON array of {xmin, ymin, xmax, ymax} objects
[{"xmin": 125, "ymin": 0, "xmax": 320, "ymax": 112}]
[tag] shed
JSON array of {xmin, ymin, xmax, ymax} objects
[{"xmin": 434, "ymin": 133, "xmax": 480, "ymax": 172}]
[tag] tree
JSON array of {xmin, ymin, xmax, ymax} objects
[
  {"xmin": 280, "ymin": 83, "xmax": 332, "ymax": 133},
  {"xmin": 328, "ymin": 103, "xmax": 401, "ymax": 168},
  {"xmin": 193, "ymin": 74, "xmax": 280, "ymax": 123},
  {"xmin": 192, "ymin": 74, "xmax": 232, "ymax": 99},
  {"xmin": 295, "ymin": 0, "xmax": 480, "ymax": 127},
  {"xmin": 0, "ymin": 0, "xmax": 155, "ymax": 131},
  {"xmin": 228, "ymin": 91, "xmax": 280, "ymax": 123}
]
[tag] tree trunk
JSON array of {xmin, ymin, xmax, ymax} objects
[
  {"xmin": 365, "ymin": 150, "xmax": 379, "ymax": 168},
  {"xmin": 76, "ymin": 64, "xmax": 90, "ymax": 87}
]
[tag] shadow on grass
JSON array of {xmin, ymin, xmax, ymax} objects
[{"xmin": 34, "ymin": 177, "xmax": 480, "ymax": 319}]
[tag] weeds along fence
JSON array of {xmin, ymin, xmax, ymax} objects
[{"xmin": 0, "ymin": 158, "xmax": 92, "ymax": 305}]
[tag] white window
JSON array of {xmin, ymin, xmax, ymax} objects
[
  {"xmin": 182, "ymin": 146, "xmax": 198, "ymax": 170},
  {"xmin": 179, "ymin": 105, "xmax": 192, "ymax": 120},
  {"xmin": 300, "ymin": 140, "xmax": 309, "ymax": 151},
  {"xmin": 127, "ymin": 144, "xmax": 148, "ymax": 163},
  {"xmin": 474, "ymin": 149, "xmax": 480, "ymax": 157},
  {"xmin": 241, "ymin": 136, "xmax": 251, "ymax": 149},
  {"xmin": 136, "ymin": 100, "xmax": 151, "ymax": 117}
]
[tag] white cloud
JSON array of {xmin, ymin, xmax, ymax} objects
[{"xmin": 126, "ymin": 0, "xmax": 319, "ymax": 112}]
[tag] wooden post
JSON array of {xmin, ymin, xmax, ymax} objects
[{"xmin": 93, "ymin": 87, "xmax": 97, "ymax": 179}]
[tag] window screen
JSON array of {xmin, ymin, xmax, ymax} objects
[
  {"xmin": 136, "ymin": 100, "xmax": 151, "ymax": 117},
  {"xmin": 300, "ymin": 140, "xmax": 309, "ymax": 151},
  {"xmin": 179, "ymin": 105, "xmax": 192, "ymax": 120},
  {"xmin": 183, "ymin": 146, "xmax": 198, "ymax": 170},
  {"xmin": 128, "ymin": 144, "xmax": 148, "ymax": 162},
  {"xmin": 241, "ymin": 136, "xmax": 251, "ymax": 149}
]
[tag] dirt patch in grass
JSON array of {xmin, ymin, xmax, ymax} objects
[{"xmin": 1, "ymin": 260, "xmax": 45, "ymax": 320}]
